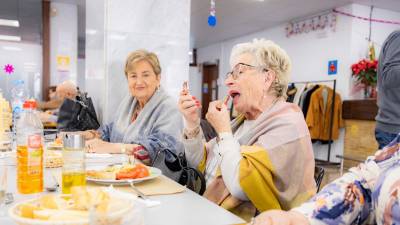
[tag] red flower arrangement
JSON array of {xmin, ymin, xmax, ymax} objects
[{"xmin": 351, "ymin": 59, "xmax": 378, "ymax": 86}]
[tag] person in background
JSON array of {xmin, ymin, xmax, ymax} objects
[
  {"xmin": 82, "ymin": 49, "xmax": 183, "ymax": 165},
  {"xmin": 37, "ymin": 86, "xmax": 61, "ymax": 111},
  {"xmin": 251, "ymin": 133, "xmax": 400, "ymax": 225},
  {"xmin": 39, "ymin": 81, "xmax": 78, "ymax": 123},
  {"xmin": 375, "ymin": 30, "xmax": 400, "ymax": 149},
  {"xmin": 178, "ymin": 39, "xmax": 316, "ymax": 221}
]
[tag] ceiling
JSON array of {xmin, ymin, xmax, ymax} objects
[
  {"xmin": 0, "ymin": 0, "xmax": 85, "ymax": 50},
  {"xmin": 191, "ymin": 0, "xmax": 400, "ymax": 48},
  {"xmin": 0, "ymin": 0, "xmax": 399, "ymax": 52},
  {"xmin": 0, "ymin": 0, "xmax": 42, "ymax": 44}
]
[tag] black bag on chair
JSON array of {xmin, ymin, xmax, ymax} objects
[
  {"xmin": 152, "ymin": 148, "xmax": 206, "ymax": 195},
  {"xmin": 57, "ymin": 91, "xmax": 100, "ymax": 132}
]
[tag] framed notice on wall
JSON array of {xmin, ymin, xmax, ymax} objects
[{"xmin": 56, "ymin": 55, "xmax": 70, "ymax": 72}]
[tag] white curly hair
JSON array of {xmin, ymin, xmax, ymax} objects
[{"xmin": 229, "ymin": 39, "xmax": 292, "ymax": 98}]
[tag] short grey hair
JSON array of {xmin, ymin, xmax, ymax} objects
[{"xmin": 229, "ymin": 39, "xmax": 292, "ymax": 98}]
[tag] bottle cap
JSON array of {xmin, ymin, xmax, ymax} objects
[{"xmin": 22, "ymin": 99, "xmax": 37, "ymax": 109}]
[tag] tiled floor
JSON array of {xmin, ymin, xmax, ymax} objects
[{"xmin": 318, "ymin": 164, "xmax": 342, "ymax": 190}]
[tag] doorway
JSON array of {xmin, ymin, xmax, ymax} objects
[{"xmin": 201, "ymin": 63, "xmax": 219, "ymax": 118}]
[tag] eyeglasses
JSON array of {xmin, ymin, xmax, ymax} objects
[{"xmin": 225, "ymin": 63, "xmax": 268, "ymax": 80}]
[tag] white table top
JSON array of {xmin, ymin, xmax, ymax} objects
[{"xmin": 0, "ymin": 154, "xmax": 245, "ymax": 225}]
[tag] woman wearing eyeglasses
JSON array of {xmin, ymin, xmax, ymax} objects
[{"xmin": 178, "ymin": 39, "xmax": 316, "ymax": 221}]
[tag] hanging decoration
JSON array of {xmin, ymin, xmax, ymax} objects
[
  {"xmin": 350, "ymin": 6, "xmax": 378, "ymax": 99},
  {"xmin": 333, "ymin": 8, "xmax": 400, "ymax": 25},
  {"xmin": 208, "ymin": 0, "xmax": 217, "ymax": 27},
  {"xmin": 3, "ymin": 64, "xmax": 14, "ymax": 74},
  {"xmin": 285, "ymin": 12, "xmax": 337, "ymax": 38},
  {"xmin": 367, "ymin": 6, "xmax": 376, "ymax": 61}
]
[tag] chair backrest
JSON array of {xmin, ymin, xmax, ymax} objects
[
  {"xmin": 314, "ymin": 166, "xmax": 325, "ymax": 192},
  {"xmin": 152, "ymin": 148, "xmax": 206, "ymax": 195}
]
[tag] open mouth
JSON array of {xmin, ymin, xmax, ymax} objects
[{"xmin": 229, "ymin": 90, "xmax": 240, "ymax": 105}]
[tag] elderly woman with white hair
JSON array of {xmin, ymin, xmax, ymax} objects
[{"xmin": 178, "ymin": 39, "xmax": 316, "ymax": 220}]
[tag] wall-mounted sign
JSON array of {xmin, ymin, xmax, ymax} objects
[
  {"xmin": 328, "ymin": 60, "xmax": 338, "ymax": 75},
  {"xmin": 56, "ymin": 55, "xmax": 70, "ymax": 72}
]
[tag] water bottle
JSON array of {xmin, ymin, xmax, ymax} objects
[
  {"xmin": 16, "ymin": 99, "xmax": 44, "ymax": 194},
  {"xmin": 11, "ymin": 80, "xmax": 27, "ymax": 145}
]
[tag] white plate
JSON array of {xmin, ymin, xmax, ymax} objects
[
  {"xmin": 8, "ymin": 187, "xmax": 140, "ymax": 225},
  {"xmin": 86, "ymin": 153, "xmax": 112, "ymax": 158},
  {"xmin": 86, "ymin": 165, "xmax": 162, "ymax": 185},
  {"xmin": 46, "ymin": 143, "xmax": 63, "ymax": 150}
]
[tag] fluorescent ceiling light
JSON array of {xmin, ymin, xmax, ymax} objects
[
  {"xmin": 188, "ymin": 51, "xmax": 193, "ymax": 55},
  {"xmin": 2, "ymin": 46, "xmax": 22, "ymax": 51},
  {"xmin": 0, "ymin": 35, "xmax": 21, "ymax": 42},
  {"xmin": 109, "ymin": 34, "xmax": 126, "ymax": 40},
  {"xmin": 86, "ymin": 29, "xmax": 97, "ymax": 35},
  {"xmin": 24, "ymin": 62, "xmax": 37, "ymax": 66},
  {"xmin": 0, "ymin": 19, "xmax": 19, "ymax": 27}
]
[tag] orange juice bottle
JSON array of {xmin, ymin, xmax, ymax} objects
[{"xmin": 16, "ymin": 100, "xmax": 43, "ymax": 194}]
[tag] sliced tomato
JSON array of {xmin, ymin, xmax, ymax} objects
[
  {"xmin": 136, "ymin": 167, "xmax": 150, "ymax": 178},
  {"xmin": 116, "ymin": 169, "xmax": 139, "ymax": 180},
  {"xmin": 115, "ymin": 164, "xmax": 149, "ymax": 179}
]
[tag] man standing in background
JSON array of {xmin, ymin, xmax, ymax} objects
[{"xmin": 375, "ymin": 30, "xmax": 400, "ymax": 149}]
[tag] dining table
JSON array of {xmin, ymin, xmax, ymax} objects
[{"xmin": 0, "ymin": 152, "xmax": 245, "ymax": 225}]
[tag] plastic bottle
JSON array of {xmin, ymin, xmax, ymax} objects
[
  {"xmin": 11, "ymin": 80, "xmax": 27, "ymax": 145},
  {"xmin": 16, "ymin": 99, "xmax": 44, "ymax": 194}
]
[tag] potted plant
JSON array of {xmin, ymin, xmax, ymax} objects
[{"xmin": 351, "ymin": 59, "xmax": 378, "ymax": 98}]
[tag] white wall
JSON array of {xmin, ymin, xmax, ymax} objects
[
  {"xmin": 86, "ymin": 0, "xmax": 190, "ymax": 124},
  {"xmin": 0, "ymin": 42, "xmax": 42, "ymax": 101},
  {"xmin": 194, "ymin": 3, "xmax": 400, "ymax": 162},
  {"xmin": 85, "ymin": 0, "xmax": 106, "ymax": 123},
  {"xmin": 189, "ymin": 66, "xmax": 202, "ymax": 100},
  {"xmin": 50, "ymin": 2, "xmax": 78, "ymax": 86},
  {"xmin": 77, "ymin": 58, "xmax": 85, "ymax": 91}
]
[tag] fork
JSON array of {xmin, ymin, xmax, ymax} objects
[{"xmin": 128, "ymin": 180, "xmax": 149, "ymax": 200}]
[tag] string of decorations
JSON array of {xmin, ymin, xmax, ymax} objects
[
  {"xmin": 285, "ymin": 12, "xmax": 337, "ymax": 37},
  {"xmin": 333, "ymin": 8, "xmax": 400, "ymax": 25},
  {"xmin": 208, "ymin": 0, "xmax": 217, "ymax": 27}
]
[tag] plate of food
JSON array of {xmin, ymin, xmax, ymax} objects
[
  {"xmin": 86, "ymin": 163, "xmax": 162, "ymax": 185},
  {"xmin": 9, "ymin": 186, "xmax": 142, "ymax": 225}
]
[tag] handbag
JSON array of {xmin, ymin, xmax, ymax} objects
[
  {"xmin": 152, "ymin": 148, "xmax": 206, "ymax": 195},
  {"xmin": 57, "ymin": 91, "xmax": 100, "ymax": 131}
]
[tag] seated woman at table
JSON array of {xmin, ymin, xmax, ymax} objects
[
  {"xmin": 83, "ymin": 49, "xmax": 183, "ymax": 165},
  {"xmin": 251, "ymin": 134, "xmax": 400, "ymax": 225},
  {"xmin": 178, "ymin": 39, "xmax": 316, "ymax": 221}
]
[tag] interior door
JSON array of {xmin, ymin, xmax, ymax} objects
[{"xmin": 201, "ymin": 64, "xmax": 218, "ymax": 118}]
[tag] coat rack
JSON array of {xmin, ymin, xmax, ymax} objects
[{"xmin": 290, "ymin": 79, "xmax": 337, "ymax": 163}]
